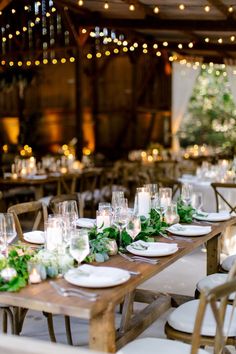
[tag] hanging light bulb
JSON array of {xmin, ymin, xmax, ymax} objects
[
  {"xmin": 129, "ymin": 3, "xmax": 135, "ymax": 11},
  {"xmin": 78, "ymin": 0, "xmax": 84, "ymax": 6},
  {"xmin": 104, "ymin": 1, "xmax": 109, "ymax": 9},
  {"xmin": 179, "ymin": 4, "xmax": 185, "ymax": 10},
  {"xmin": 153, "ymin": 6, "xmax": 159, "ymax": 14},
  {"xmin": 228, "ymin": 6, "xmax": 234, "ymax": 13},
  {"xmin": 204, "ymin": 5, "xmax": 210, "ymax": 12}
]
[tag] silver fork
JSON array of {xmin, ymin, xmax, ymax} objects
[
  {"xmin": 50, "ymin": 281, "xmax": 98, "ymax": 301},
  {"xmin": 118, "ymin": 252, "xmax": 159, "ymax": 264}
]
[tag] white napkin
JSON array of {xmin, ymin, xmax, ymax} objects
[
  {"xmin": 76, "ymin": 218, "xmax": 96, "ymax": 228},
  {"xmin": 168, "ymin": 223, "xmax": 211, "ymax": 234}
]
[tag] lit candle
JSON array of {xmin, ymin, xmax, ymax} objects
[
  {"xmin": 29, "ymin": 268, "xmax": 41, "ymax": 284},
  {"xmin": 137, "ymin": 188, "xmax": 151, "ymax": 218}
]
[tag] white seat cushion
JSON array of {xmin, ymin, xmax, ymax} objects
[
  {"xmin": 197, "ymin": 273, "xmax": 235, "ymax": 300},
  {"xmin": 168, "ymin": 299, "xmax": 236, "ymax": 336},
  {"xmin": 221, "ymin": 254, "xmax": 236, "ymax": 271},
  {"xmin": 117, "ymin": 337, "xmax": 208, "ymax": 354}
]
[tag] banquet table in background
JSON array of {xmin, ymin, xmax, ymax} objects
[
  {"xmin": 179, "ymin": 175, "xmax": 236, "ymax": 255},
  {"xmin": 0, "ymin": 217, "xmax": 235, "ymax": 353}
]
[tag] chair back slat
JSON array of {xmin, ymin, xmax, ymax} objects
[
  {"xmin": 191, "ymin": 262, "xmax": 236, "ymax": 354},
  {"xmin": 211, "ymin": 182, "xmax": 236, "ymax": 214},
  {"xmin": 7, "ymin": 201, "xmax": 48, "ymax": 241}
]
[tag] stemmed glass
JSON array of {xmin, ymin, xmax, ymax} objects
[
  {"xmin": 191, "ymin": 192, "xmax": 203, "ymax": 212},
  {"xmin": 144, "ymin": 184, "xmax": 158, "ymax": 208},
  {"xmin": 112, "ymin": 202, "xmax": 129, "ymax": 249},
  {"xmin": 181, "ymin": 184, "xmax": 193, "ymax": 205},
  {"xmin": 69, "ymin": 229, "xmax": 90, "ymax": 265},
  {"xmin": 126, "ymin": 215, "xmax": 141, "ymax": 241},
  {"xmin": 111, "ymin": 191, "xmax": 125, "ymax": 211},
  {"xmin": 0, "ymin": 213, "xmax": 16, "ymax": 256}
]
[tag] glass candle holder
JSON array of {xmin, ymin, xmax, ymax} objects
[
  {"xmin": 96, "ymin": 210, "xmax": 111, "ymax": 231},
  {"xmin": 27, "ymin": 262, "xmax": 44, "ymax": 284}
]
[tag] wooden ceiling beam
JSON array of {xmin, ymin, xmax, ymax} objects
[
  {"xmin": 75, "ymin": 17, "xmax": 236, "ymax": 32},
  {"xmin": 207, "ymin": 0, "xmax": 234, "ymax": 18},
  {"xmin": 0, "ymin": 0, "xmax": 12, "ymax": 11}
]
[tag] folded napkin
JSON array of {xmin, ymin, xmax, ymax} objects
[
  {"xmin": 129, "ymin": 241, "xmax": 178, "ymax": 253},
  {"xmin": 130, "ymin": 240, "xmax": 149, "ymax": 250},
  {"xmin": 194, "ymin": 210, "xmax": 230, "ymax": 221},
  {"xmin": 76, "ymin": 218, "xmax": 96, "ymax": 228},
  {"xmin": 168, "ymin": 223, "xmax": 211, "ymax": 235}
]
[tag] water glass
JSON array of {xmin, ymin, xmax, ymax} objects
[
  {"xmin": 96, "ymin": 210, "xmax": 111, "ymax": 231},
  {"xmin": 0, "ymin": 213, "xmax": 16, "ymax": 255},
  {"xmin": 126, "ymin": 215, "xmax": 141, "ymax": 240},
  {"xmin": 44, "ymin": 217, "xmax": 64, "ymax": 252},
  {"xmin": 69, "ymin": 229, "xmax": 90, "ymax": 265},
  {"xmin": 181, "ymin": 183, "xmax": 193, "ymax": 205},
  {"xmin": 112, "ymin": 205, "xmax": 129, "ymax": 248},
  {"xmin": 98, "ymin": 202, "xmax": 112, "ymax": 212},
  {"xmin": 191, "ymin": 192, "xmax": 203, "ymax": 212},
  {"xmin": 111, "ymin": 191, "xmax": 125, "ymax": 210}
]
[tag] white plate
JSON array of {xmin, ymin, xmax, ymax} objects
[
  {"xmin": 167, "ymin": 223, "xmax": 211, "ymax": 236},
  {"xmin": 64, "ymin": 265, "xmax": 130, "ymax": 288},
  {"xmin": 76, "ymin": 218, "xmax": 96, "ymax": 228},
  {"xmin": 193, "ymin": 211, "xmax": 231, "ymax": 222},
  {"xmin": 23, "ymin": 230, "xmax": 45, "ymax": 244},
  {"xmin": 25, "ymin": 175, "xmax": 47, "ymax": 180},
  {"xmin": 126, "ymin": 241, "xmax": 178, "ymax": 257}
]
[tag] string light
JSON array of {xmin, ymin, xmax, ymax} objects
[
  {"xmin": 228, "ymin": 6, "xmax": 234, "ymax": 13},
  {"xmin": 188, "ymin": 42, "xmax": 193, "ymax": 48},
  {"xmin": 218, "ymin": 38, "xmax": 223, "ymax": 43},
  {"xmin": 87, "ymin": 53, "xmax": 92, "ymax": 59},
  {"xmin": 204, "ymin": 5, "xmax": 210, "ymax": 12},
  {"xmin": 129, "ymin": 4, "xmax": 135, "ymax": 11},
  {"xmin": 179, "ymin": 4, "xmax": 185, "ymax": 10},
  {"xmin": 78, "ymin": 0, "xmax": 83, "ymax": 6},
  {"xmin": 178, "ymin": 43, "xmax": 183, "ymax": 49},
  {"xmin": 205, "ymin": 37, "xmax": 210, "ymax": 43},
  {"xmin": 104, "ymin": 1, "xmax": 109, "ymax": 10},
  {"xmin": 153, "ymin": 6, "xmax": 159, "ymax": 14},
  {"xmin": 163, "ymin": 41, "xmax": 168, "ymax": 47},
  {"xmin": 230, "ymin": 35, "xmax": 235, "ymax": 41}
]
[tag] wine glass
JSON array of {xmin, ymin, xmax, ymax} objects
[
  {"xmin": 0, "ymin": 213, "xmax": 16, "ymax": 256},
  {"xmin": 144, "ymin": 184, "xmax": 158, "ymax": 208},
  {"xmin": 57, "ymin": 200, "xmax": 79, "ymax": 230},
  {"xmin": 191, "ymin": 192, "xmax": 203, "ymax": 212},
  {"xmin": 126, "ymin": 215, "xmax": 141, "ymax": 241},
  {"xmin": 98, "ymin": 202, "xmax": 112, "ymax": 212},
  {"xmin": 111, "ymin": 191, "xmax": 125, "ymax": 211},
  {"xmin": 181, "ymin": 184, "xmax": 193, "ymax": 205},
  {"xmin": 112, "ymin": 205, "xmax": 129, "ymax": 248},
  {"xmin": 69, "ymin": 229, "xmax": 90, "ymax": 265}
]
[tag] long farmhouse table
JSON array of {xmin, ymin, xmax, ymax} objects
[{"xmin": 0, "ymin": 217, "xmax": 235, "ymax": 353}]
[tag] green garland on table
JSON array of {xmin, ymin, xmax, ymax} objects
[
  {"xmin": 177, "ymin": 198, "xmax": 195, "ymax": 223},
  {"xmin": 0, "ymin": 247, "xmax": 35, "ymax": 292}
]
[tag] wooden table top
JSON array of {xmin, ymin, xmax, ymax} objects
[{"xmin": 0, "ymin": 217, "xmax": 235, "ymax": 320}]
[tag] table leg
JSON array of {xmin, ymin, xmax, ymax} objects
[
  {"xmin": 206, "ymin": 233, "xmax": 221, "ymax": 275},
  {"xmin": 89, "ymin": 304, "xmax": 116, "ymax": 353}
]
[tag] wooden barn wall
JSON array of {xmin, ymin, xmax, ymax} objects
[{"xmin": 0, "ymin": 54, "xmax": 171, "ymax": 158}]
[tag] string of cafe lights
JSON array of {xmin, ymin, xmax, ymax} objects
[
  {"xmin": 76, "ymin": 0, "xmax": 236, "ymax": 15},
  {"xmin": 0, "ymin": 1, "xmax": 57, "ymax": 45}
]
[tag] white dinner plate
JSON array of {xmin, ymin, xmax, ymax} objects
[
  {"xmin": 76, "ymin": 218, "xmax": 96, "ymax": 228},
  {"xmin": 193, "ymin": 211, "xmax": 231, "ymax": 222},
  {"xmin": 126, "ymin": 241, "xmax": 178, "ymax": 257},
  {"xmin": 23, "ymin": 230, "xmax": 45, "ymax": 244},
  {"xmin": 64, "ymin": 265, "xmax": 130, "ymax": 288},
  {"xmin": 167, "ymin": 224, "xmax": 211, "ymax": 236}
]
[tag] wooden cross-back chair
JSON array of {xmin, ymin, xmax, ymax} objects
[
  {"xmin": 211, "ymin": 182, "xmax": 236, "ymax": 214},
  {"xmin": 164, "ymin": 262, "xmax": 236, "ymax": 353},
  {"xmin": 7, "ymin": 201, "xmax": 73, "ymax": 344},
  {"xmin": 119, "ymin": 263, "xmax": 236, "ymax": 354},
  {"xmin": 7, "ymin": 201, "xmax": 48, "ymax": 242}
]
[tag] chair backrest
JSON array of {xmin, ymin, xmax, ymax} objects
[
  {"xmin": 191, "ymin": 262, "xmax": 236, "ymax": 354},
  {"xmin": 48, "ymin": 193, "xmax": 84, "ymax": 217},
  {"xmin": 7, "ymin": 201, "xmax": 48, "ymax": 241},
  {"xmin": 211, "ymin": 182, "xmax": 236, "ymax": 214}
]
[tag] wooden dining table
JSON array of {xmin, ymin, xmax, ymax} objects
[{"xmin": 0, "ymin": 217, "xmax": 235, "ymax": 353}]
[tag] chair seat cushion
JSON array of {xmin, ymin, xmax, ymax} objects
[
  {"xmin": 221, "ymin": 254, "xmax": 236, "ymax": 271},
  {"xmin": 117, "ymin": 337, "xmax": 208, "ymax": 354},
  {"xmin": 168, "ymin": 299, "xmax": 236, "ymax": 336},
  {"xmin": 197, "ymin": 273, "xmax": 235, "ymax": 300}
]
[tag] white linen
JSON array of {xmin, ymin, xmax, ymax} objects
[{"xmin": 193, "ymin": 210, "xmax": 231, "ymax": 222}]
